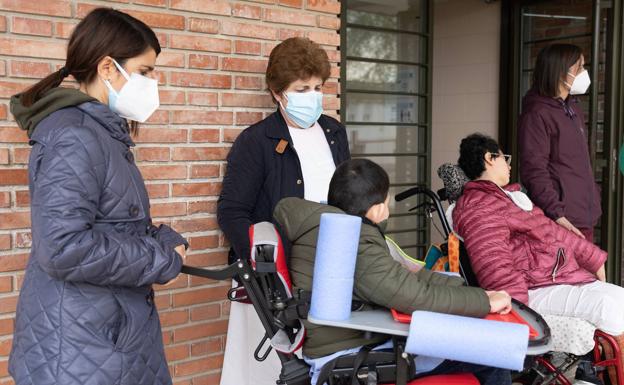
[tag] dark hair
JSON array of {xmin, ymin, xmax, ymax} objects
[
  {"xmin": 532, "ymin": 44, "xmax": 583, "ymax": 98},
  {"xmin": 328, "ymin": 159, "xmax": 390, "ymax": 217},
  {"xmin": 20, "ymin": 8, "xmax": 161, "ymax": 134},
  {"xmin": 457, "ymin": 133, "xmax": 501, "ymax": 180},
  {"xmin": 266, "ymin": 37, "xmax": 331, "ymax": 103}
]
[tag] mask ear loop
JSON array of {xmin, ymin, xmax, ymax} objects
[{"xmin": 111, "ymin": 58, "xmax": 131, "ymax": 81}]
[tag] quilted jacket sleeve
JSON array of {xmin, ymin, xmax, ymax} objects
[
  {"xmin": 550, "ymin": 221, "xmax": 606, "ymax": 274},
  {"xmin": 458, "ymin": 202, "xmax": 529, "ymax": 304},
  {"xmin": 518, "ymin": 111, "xmax": 565, "ymax": 221},
  {"xmin": 32, "ymin": 127, "xmax": 182, "ymax": 286},
  {"xmin": 217, "ymin": 129, "xmax": 265, "ymax": 260},
  {"xmin": 353, "ymin": 236, "xmax": 490, "ymax": 318}
]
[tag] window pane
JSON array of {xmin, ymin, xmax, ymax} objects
[
  {"xmin": 346, "ymin": 27, "xmax": 426, "ymax": 63},
  {"xmin": 346, "ymin": 61, "xmax": 426, "ymax": 94},
  {"xmin": 346, "ymin": 94, "xmax": 427, "ymax": 124},
  {"xmin": 387, "ymin": 214, "xmax": 427, "ymax": 233},
  {"xmin": 346, "ymin": 0, "xmax": 425, "ymax": 33},
  {"xmin": 347, "ymin": 125, "xmax": 426, "ymax": 154},
  {"xmin": 362, "ymin": 155, "xmax": 427, "ymax": 185},
  {"xmin": 522, "ymin": 1, "xmax": 592, "ymax": 42}
]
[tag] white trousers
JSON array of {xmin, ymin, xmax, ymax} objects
[
  {"xmin": 528, "ymin": 280, "xmax": 624, "ymax": 336},
  {"xmin": 220, "ymin": 301, "xmax": 282, "ymax": 385}
]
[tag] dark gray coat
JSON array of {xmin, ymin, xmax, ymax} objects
[{"xmin": 9, "ymin": 100, "xmax": 184, "ymax": 385}]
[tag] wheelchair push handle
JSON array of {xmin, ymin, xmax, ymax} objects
[{"xmin": 395, "ymin": 185, "xmax": 452, "ymax": 237}]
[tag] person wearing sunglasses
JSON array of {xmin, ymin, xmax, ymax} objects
[
  {"xmin": 452, "ymin": 133, "xmax": 624, "ymax": 378},
  {"xmin": 518, "ymin": 44, "xmax": 600, "ymax": 242}
]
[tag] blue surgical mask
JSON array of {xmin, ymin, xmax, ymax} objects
[{"xmin": 281, "ymin": 91, "xmax": 323, "ymax": 128}]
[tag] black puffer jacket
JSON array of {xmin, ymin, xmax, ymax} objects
[{"xmin": 9, "ymin": 91, "xmax": 185, "ymax": 385}]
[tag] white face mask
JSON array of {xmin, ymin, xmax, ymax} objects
[
  {"xmin": 103, "ymin": 59, "xmax": 159, "ymax": 123},
  {"xmin": 566, "ymin": 69, "xmax": 591, "ymax": 95}
]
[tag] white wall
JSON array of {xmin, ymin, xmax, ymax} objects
[{"xmin": 430, "ymin": 0, "xmax": 501, "ymax": 241}]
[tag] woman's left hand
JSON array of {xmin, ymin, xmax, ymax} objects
[{"xmin": 596, "ymin": 264, "xmax": 606, "ymax": 282}]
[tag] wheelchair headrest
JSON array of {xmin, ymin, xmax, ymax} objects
[
  {"xmin": 249, "ymin": 222, "xmax": 293, "ymax": 298},
  {"xmin": 437, "ymin": 163, "xmax": 469, "ymax": 202}
]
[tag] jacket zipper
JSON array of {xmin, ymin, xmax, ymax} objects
[{"xmin": 551, "ymin": 248, "xmax": 566, "ymax": 282}]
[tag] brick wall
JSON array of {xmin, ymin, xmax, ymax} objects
[{"xmin": 0, "ymin": 0, "xmax": 340, "ymax": 384}]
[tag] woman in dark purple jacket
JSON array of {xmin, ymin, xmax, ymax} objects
[{"xmin": 518, "ymin": 44, "xmax": 600, "ymax": 241}]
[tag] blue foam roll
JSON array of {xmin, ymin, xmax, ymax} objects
[
  {"xmin": 405, "ymin": 311, "xmax": 529, "ymax": 371},
  {"xmin": 309, "ymin": 213, "xmax": 362, "ymax": 321}
]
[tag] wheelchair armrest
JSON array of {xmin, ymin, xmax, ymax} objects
[{"xmin": 181, "ymin": 262, "xmax": 245, "ymax": 281}]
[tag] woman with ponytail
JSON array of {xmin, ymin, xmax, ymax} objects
[{"xmin": 9, "ymin": 8, "xmax": 186, "ymax": 385}]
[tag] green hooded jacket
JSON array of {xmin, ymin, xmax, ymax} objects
[
  {"xmin": 273, "ymin": 197, "xmax": 490, "ymax": 358},
  {"xmin": 10, "ymin": 87, "xmax": 95, "ymax": 137}
]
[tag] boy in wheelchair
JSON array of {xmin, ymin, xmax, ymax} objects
[{"xmin": 273, "ymin": 159, "xmax": 514, "ymax": 385}]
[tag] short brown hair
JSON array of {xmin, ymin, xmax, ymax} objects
[
  {"xmin": 266, "ymin": 37, "xmax": 331, "ymax": 102},
  {"xmin": 532, "ymin": 44, "xmax": 582, "ymax": 98}
]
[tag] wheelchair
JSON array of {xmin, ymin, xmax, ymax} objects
[{"xmin": 182, "ymin": 190, "xmax": 554, "ymax": 385}]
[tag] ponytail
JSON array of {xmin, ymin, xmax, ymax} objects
[{"xmin": 21, "ymin": 67, "xmax": 71, "ymax": 107}]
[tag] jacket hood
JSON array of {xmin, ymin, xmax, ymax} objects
[
  {"xmin": 10, "ymin": 87, "xmax": 96, "ymax": 138},
  {"xmin": 522, "ymin": 87, "xmax": 578, "ymax": 112}
]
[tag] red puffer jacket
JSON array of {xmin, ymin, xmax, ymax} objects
[{"xmin": 453, "ymin": 180, "xmax": 606, "ymax": 304}]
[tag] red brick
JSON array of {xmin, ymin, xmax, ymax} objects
[
  {"xmin": 0, "ymin": 105, "xmax": 7, "ymax": 120},
  {"xmin": 170, "ymin": 0, "xmax": 231, "ymax": 16},
  {"xmin": 0, "ymin": 253, "xmax": 28, "ymax": 272},
  {"xmin": 191, "ymin": 338, "xmax": 221, "ymax": 357},
  {"xmin": 221, "ymin": 93, "xmax": 273, "ymax": 108},
  {"xmin": 0, "ymin": 193, "xmax": 8, "ymax": 209},
  {"xmin": 0, "ymin": 16, "xmax": 6, "ymax": 32},
  {"xmin": 188, "ymin": 92, "xmax": 218, "ymax": 107},
  {"xmin": 10, "ymin": 60, "xmax": 51, "ymax": 79},
  {"xmin": 14, "ymin": 191, "xmax": 29, "ymax": 207},
  {"xmin": 221, "ymin": 57, "xmax": 267, "ymax": 74},
  {"xmin": 0, "ymin": 277, "xmax": 13, "ymax": 293},
  {"xmin": 262, "ymin": 41, "xmax": 278, "ymax": 56},
  {"xmin": 187, "ymin": 201, "xmax": 217, "ymax": 215},
  {"xmin": 12, "ymin": 148, "xmax": 30, "ymax": 164},
  {"xmin": 307, "ymin": 30, "xmax": 340, "ymax": 46},
  {"xmin": 190, "ymin": 129, "xmax": 220, "ymax": 143},
  {"xmin": 0, "ymin": 127, "xmax": 28, "ymax": 144},
  {"xmin": 0, "ymin": 212, "xmax": 30, "ymax": 230},
  {"xmin": 145, "ymin": 110, "xmax": 169, "ymax": 125},
  {"xmin": 234, "ymin": 40, "xmax": 262, "ymax": 56},
  {"xmin": 186, "ymin": 251, "xmax": 227, "ymax": 267},
  {"xmin": 171, "ymin": 217, "xmax": 219, "ymax": 232},
  {"xmin": 190, "ymin": 164, "xmax": 220, "ymax": 178},
  {"xmin": 0, "ymin": 296, "xmax": 18, "ymax": 314},
  {"xmin": 0, "ymin": 318, "xmax": 14, "ymax": 336},
  {"xmin": 188, "ymin": 54, "xmax": 219, "ymax": 70},
  {"xmin": 235, "ymin": 112, "xmax": 263, "ymax": 126},
  {"xmin": 169, "ymin": 35, "xmax": 231, "ymax": 53},
  {"xmin": 319, "ymin": 15, "xmax": 340, "ymax": 30},
  {"xmin": 146, "ymin": 184, "xmax": 169, "ymax": 199},
  {"xmin": 160, "ymin": 310, "xmax": 189, "ymax": 327},
  {"xmin": 0, "ymin": 235, "xmax": 10, "ymax": 250},
  {"xmin": 221, "ymin": 20, "xmax": 277, "ymax": 40},
  {"xmin": 173, "ymin": 320, "xmax": 228, "ymax": 343},
  {"xmin": 0, "ymin": 339, "xmax": 11, "ymax": 356},
  {"xmin": 0, "ymin": 0, "xmax": 71, "ymax": 17},
  {"xmin": 157, "ymin": 52, "xmax": 185, "ymax": 68},
  {"xmin": 134, "ymin": 0, "xmax": 167, "ymax": 6},
  {"xmin": 279, "ymin": 28, "xmax": 305, "ymax": 40},
  {"xmin": 223, "ymin": 128, "xmax": 243, "ymax": 143},
  {"xmin": 170, "ymin": 72, "xmax": 230, "ymax": 88},
  {"xmin": 231, "ymin": 4, "xmax": 261, "ymax": 19},
  {"xmin": 151, "ymin": 202, "xmax": 187, "ymax": 217},
  {"xmin": 14, "ymin": 232, "xmax": 31, "ymax": 248},
  {"xmin": 188, "ymin": 235, "xmax": 219, "ymax": 250},
  {"xmin": 0, "ymin": 81, "xmax": 30, "ymax": 99},
  {"xmin": 172, "ymin": 182, "xmax": 221, "ymax": 197},
  {"xmin": 165, "ymin": 344, "xmax": 190, "ymax": 362},
  {"xmin": 171, "ymin": 111, "xmax": 232, "ymax": 125},
  {"xmin": 234, "ymin": 76, "xmax": 264, "ymax": 90},
  {"xmin": 190, "ymin": 304, "xmax": 220, "ymax": 322},
  {"xmin": 0, "ymin": 149, "xmax": 8, "ymax": 165},
  {"xmin": 306, "ymin": 0, "xmax": 340, "ymax": 14},
  {"xmin": 190, "ymin": 373, "xmax": 221, "ymax": 385},
  {"xmin": 265, "ymin": 9, "xmax": 316, "ymax": 26},
  {"xmin": 156, "ymin": 293, "xmax": 172, "ymax": 310},
  {"xmin": 159, "ymin": 90, "xmax": 186, "ymax": 106},
  {"xmin": 53, "ymin": 21, "xmax": 75, "ymax": 38},
  {"xmin": 188, "ymin": 18, "xmax": 219, "ymax": 34},
  {"xmin": 140, "ymin": 165, "xmax": 187, "ymax": 180},
  {"xmin": 162, "ymin": 330, "xmax": 173, "ymax": 345},
  {"xmin": 280, "ymin": 0, "xmax": 302, "ymax": 6},
  {"xmin": 0, "ymin": 37, "xmax": 66, "ymax": 60},
  {"xmin": 125, "ymin": 10, "xmax": 185, "ymax": 30},
  {"xmin": 173, "ymin": 354, "xmax": 224, "ymax": 376},
  {"xmin": 172, "ymin": 147, "xmax": 229, "ymax": 161},
  {"xmin": 12, "ymin": 17, "xmax": 53, "ymax": 36},
  {"xmin": 0, "ymin": 169, "xmax": 27, "ymax": 186},
  {"xmin": 136, "ymin": 147, "xmax": 170, "ymax": 162},
  {"xmin": 135, "ymin": 128, "xmax": 187, "ymax": 143}
]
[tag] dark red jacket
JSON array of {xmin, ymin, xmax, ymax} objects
[
  {"xmin": 453, "ymin": 180, "xmax": 606, "ymax": 304},
  {"xmin": 518, "ymin": 89, "xmax": 601, "ymax": 229}
]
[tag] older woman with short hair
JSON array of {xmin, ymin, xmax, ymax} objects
[{"xmin": 217, "ymin": 37, "xmax": 350, "ymax": 385}]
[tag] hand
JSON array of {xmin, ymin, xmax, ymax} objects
[
  {"xmin": 164, "ymin": 245, "xmax": 187, "ymax": 287},
  {"xmin": 596, "ymin": 264, "xmax": 606, "ymax": 282},
  {"xmin": 485, "ymin": 290, "xmax": 512, "ymax": 314},
  {"xmin": 556, "ymin": 217, "xmax": 585, "ymax": 239}
]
